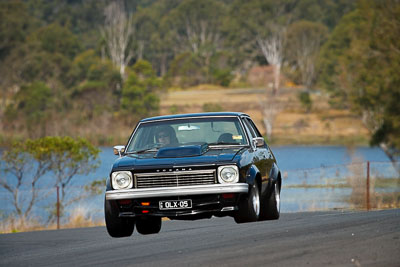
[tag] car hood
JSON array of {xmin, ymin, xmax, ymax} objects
[{"xmin": 113, "ymin": 147, "xmax": 245, "ymax": 170}]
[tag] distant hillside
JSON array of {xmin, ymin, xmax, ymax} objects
[{"xmin": 160, "ymin": 85, "xmax": 369, "ymax": 146}]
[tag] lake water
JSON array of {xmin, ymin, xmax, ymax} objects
[
  {"xmin": 0, "ymin": 146, "xmax": 398, "ymax": 221},
  {"xmin": 89, "ymin": 145, "xmax": 393, "ymax": 184}
]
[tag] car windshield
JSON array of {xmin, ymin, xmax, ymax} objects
[{"xmin": 126, "ymin": 117, "xmax": 248, "ymax": 153}]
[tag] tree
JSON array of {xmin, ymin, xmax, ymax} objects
[
  {"xmin": 0, "ymin": 1, "xmax": 36, "ymax": 60},
  {"xmin": 230, "ymin": 0, "xmax": 295, "ymax": 93},
  {"xmin": 30, "ymin": 23, "xmax": 81, "ymax": 59},
  {"xmin": 167, "ymin": 0, "xmax": 226, "ymax": 59},
  {"xmin": 1, "ymin": 23, "xmax": 81, "ymax": 91},
  {"xmin": 69, "ymin": 50, "xmax": 122, "ymax": 121},
  {"xmin": 24, "ymin": 0, "xmax": 107, "ymax": 49},
  {"xmin": 45, "ymin": 136, "xmax": 100, "ymax": 220},
  {"xmin": 228, "ymin": 0, "xmax": 295, "ymax": 140},
  {"xmin": 256, "ymin": 25, "xmax": 286, "ymax": 95},
  {"xmin": 0, "ymin": 137, "xmax": 99, "ymax": 226},
  {"xmin": 164, "ymin": 0, "xmax": 227, "ymax": 84},
  {"xmin": 318, "ymin": 0, "xmax": 400, "ymax": 169},
  {"xmin": 101, "ymin": 0, "xmax": 134, "ymax": 79},
  {"xmin": 133, "ymin": 10, "xmax": 157, "ymax": 61},
  {"xmin": 121, "ymin": 60, "xmax": 161, "ymax": 121},
  {"xmin": 131, "ymin": 0, "xmax": 181, "ymax": 76},
  {"xmin": 0, "ymin": 139, "xmax": 52, "ymax": 225},
  {"xmin": 166, "ymin": 52, "xmax": 206, "ymax": 87},
  {"xmin": 286, "ymin": 20, "xmax": 328, "ymax": 90},
  {"xmin": 291, "ymin": 0, "xmax": 356, "ymax": 30},
  {"xmin": 4, "ymin": 81, "xmax": 53, "ymax": 138},
  {"xmin": 317, "ymin": 11, "xmax": 363, "ymax": 108}
]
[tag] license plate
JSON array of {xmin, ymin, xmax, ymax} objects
[{"xmin": 159, "ymin": 200, "xmax": 192, "ymax": 210}]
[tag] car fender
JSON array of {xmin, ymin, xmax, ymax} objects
[
  {"xmin": 245, "ymin": 164, "xmax": 260, "ymax": 187},
  {"xmin": 269, "ymin": 163, "xmax": 279, "ymax": 183},
  {"xmin": 266, "ymin": 163, "xmax": 281, "ymax": 197},
  {"xmin": 106, "ymin": 175, "xmax": 112, "ymax": 191}
]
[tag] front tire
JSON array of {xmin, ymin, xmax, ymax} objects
[
  {"xmin": 234, "ymin": 183, "xmax": 260, "ymax": 223},
  {"xmin": 136, "ymin": 216, "xmax": 162, "ymax": 235},
  {"xmin": 105, "ymin": 200, "xmax": 135, "ymax": 238},
  {"xmin": 259, "ymin": 182, "xmax": 280, "ymax": 220}
]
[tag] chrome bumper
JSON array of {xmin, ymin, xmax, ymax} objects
[{"xmin": 105, "ymin": 183, "xmax": 249, "ymax": 200}]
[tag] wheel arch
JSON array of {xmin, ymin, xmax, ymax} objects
[{"xmin": 245, "ymin": 164, "xmax": 260, "ymax": 186}]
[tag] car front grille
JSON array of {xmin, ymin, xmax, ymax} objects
[{"xmin": 135, "ymin": 170, "xmax": 216, "ymax": 189}]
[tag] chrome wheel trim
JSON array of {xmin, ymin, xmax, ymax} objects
[
  {"xmin": 252, "ymin": 185, "xmax": 260, "ymax": 216},
  {"xmin": 275, "ymin": 183, "xmax": 280, "ymax": 213}
]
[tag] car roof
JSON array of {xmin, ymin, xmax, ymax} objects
[{"xmin": 140, "ymin": 112, "xmax": 249, "ymax": 122}]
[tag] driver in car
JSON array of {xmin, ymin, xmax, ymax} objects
[
  {"xmin": 156, "ymin": 125, "xmax": 178, "ymax": 146},
  {"xmin": 157, "ymin": 131, "xmax": 170, "ymax": 145}
]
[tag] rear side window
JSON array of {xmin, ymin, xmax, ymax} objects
[
  {"xmin": 242, "ymin": 118, "xmax": 256, "ymax": 139},
  {"xmin": 246, "ymin": 118, "xmax": 262, "ymax": 138}
]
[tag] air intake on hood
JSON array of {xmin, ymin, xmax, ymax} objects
[{"xmin": 155, "ymin": 144, "xmax": 208, "ymax": 158}]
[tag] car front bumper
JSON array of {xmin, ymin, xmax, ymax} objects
[{"xmin": 105, "ymin": 183, "xmax": 249, "ymax": 200}]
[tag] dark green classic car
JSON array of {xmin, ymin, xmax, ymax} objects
[{"xmin": 105, "ymin": 112, "xmax": 281, "ymax": 237}]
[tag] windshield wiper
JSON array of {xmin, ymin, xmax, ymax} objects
[
  {"xmin": 208, "ymin": 142, "xmax": 241, "ymax": 146},
  {"xmin": 127, "ymin": 147, "xmax": 160, "ymax": 154}
]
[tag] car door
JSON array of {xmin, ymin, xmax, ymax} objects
[
  {"xmin": 241, "ymin": 117, "xmax": 268, "ymax": 183},
  {"xmin": 244, "ymin": 117, "xmax": 273, "ymax": 188}
]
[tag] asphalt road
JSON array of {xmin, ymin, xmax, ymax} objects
[{"xmin": 1, "ymin": 209, "xmax": 399, "ymax": 267}]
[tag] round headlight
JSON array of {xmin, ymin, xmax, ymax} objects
[
  {"xmin": 218, "ymin": 166, "xmax": 239, "ymax": 184},
  {"xmin": 111, "ymin": 171, "xmax": 133, "ymax": 190}
]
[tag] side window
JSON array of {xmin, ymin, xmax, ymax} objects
[
  {"xmin": 247, "ymin": 118, "xmax": 269, "ymax": 148},
  {"xmin": 247, "ymin": 118, "xmax": 262, "ymax": 138},
  {"xmin": 242, "ymin": 118, "xmax": 256, "ymax": 140}
]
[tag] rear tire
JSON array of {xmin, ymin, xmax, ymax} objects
[
  {"xmin": 234, "ymin": 183, "xmax": 260, "ymax": 223},
  {"xmin": 259, "ymin": 182, "xmax": 280, "ymax": 220},
  {"xmin": 104, "ymin": 200, "xmax": 135, "ymax": 238},
  {"xmin": 136, "ymin": 216, "xmax": 162, "ymax": 235}
]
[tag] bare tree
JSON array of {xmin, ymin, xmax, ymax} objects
[
  {"xmin": 183, "ymin": 19, "xmax": 222, "ymax": 65},
  {"xmin": 237, "ymin": 1, "xmax": 294, "ymax": 140},
  {"xmin": 260, "ymin": 92, "xmax": 285, "ymax": 141},
  {"xmin": 286, "ymin": 21, "xmax": 328, "ymax": 91},
  {"xmin": 168, "ymin": 0, "xmax": 225, "ymax": 70},
  {"xmin": 256, "ymin": 25, "xmax": 286, "ymax": 95},
  {"xmin": 256, "ymin": 25, "xmax": 287, "ymax": 140},
  {"xmin": 101, "ymin": 0, "xmax": 134, "ymax": 79},
  {"xmin": 296, "ymin": 35, "xmax": 318, "ymax": 91}
]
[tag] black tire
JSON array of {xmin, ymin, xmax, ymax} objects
[
  {"xmin": 234, "ymin": 183, "xmax": 260, "ymax": 223},
  {"xmin": 259, "ymin": 182, "xmax": 280, "ymax": 220},
  {"xmin": 104, "ymin": 200, "xmax": 135, "ymax": 238},
  {"xmin": 136, "ymin": 216, "xmax": 162, "ymax": 235}
]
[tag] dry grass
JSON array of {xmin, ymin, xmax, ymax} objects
[
  {"xmin": 0, "ymin": 216, "xmax": 44, "ymax": 234},
  {"xmin": 63, "ymin": 207, "xmax": 104, "ymax": 229},
  {"xmin": 0, "ymin": 207, "xmax": 105, "ymax": 234},
  {"xmin": 345, "ymin": 155, "xmax": 400, "ymax": 210},
  {"xmin": 160, "ymin": 86, "xmax": 370, "ymax": 145},
  {"xmin": 347, "ymin": 165, "xmax": 375, "ymax": 210}
]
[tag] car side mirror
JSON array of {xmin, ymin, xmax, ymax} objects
[
  {"xmin": 252, "ymin": 137, "xmax": 265, "ymax": 148},
  {"xmin": 113, "ymin": 145, "xmax": 125, "ymax": 157}
]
